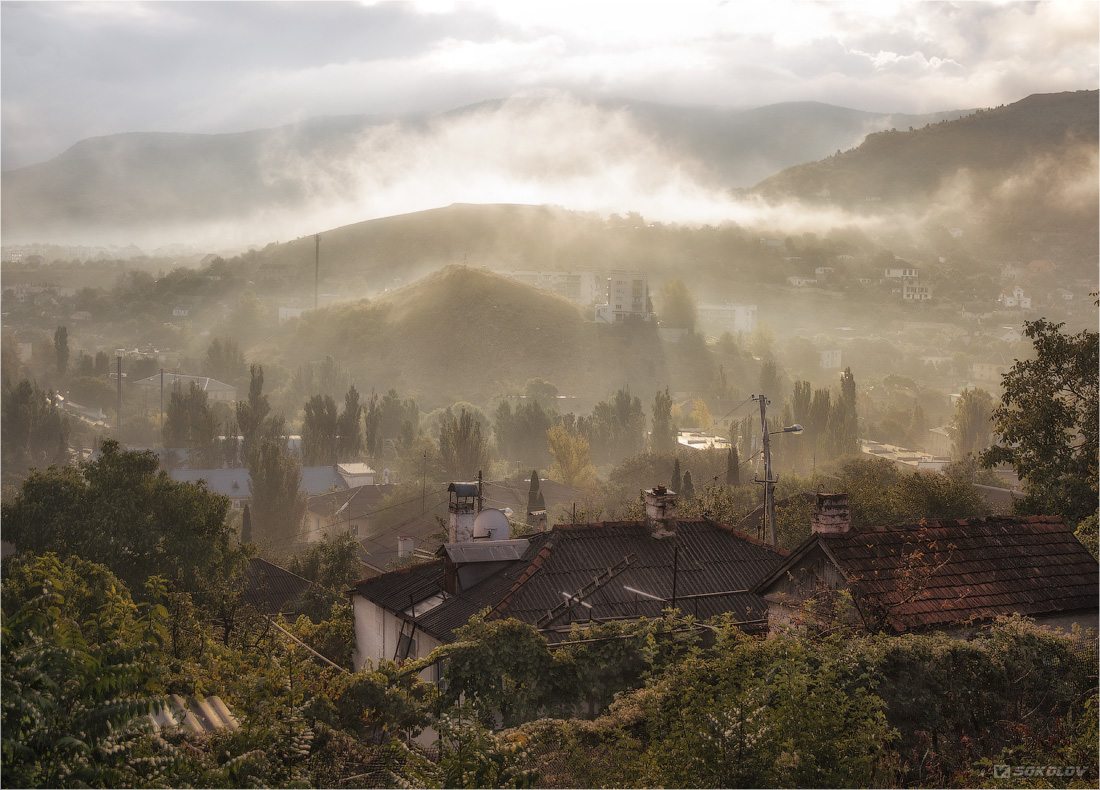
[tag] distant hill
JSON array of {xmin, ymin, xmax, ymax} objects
[
  {"xmin": 255, "ymin": 265, "xmax": 716, "ymax": 409},
  {"xmin": 753, "ymin": 91, "xmax": 1099, "ymax": 236},
  {"xmin": 1, "ymin": 96, "xmax": 971, "ymax": 244}
]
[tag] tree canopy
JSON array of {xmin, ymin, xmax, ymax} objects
[
  {"xmin": 981, "ymin": 319, "xmax": 1098, "ymax": 525},
  {"xmin": 1, "ymin": 440, "xmax": 242, "ymax": 597}
]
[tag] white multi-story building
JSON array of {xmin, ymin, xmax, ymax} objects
[
  {"xmin": 507, "ymin": 270, "xmax": 602, "ymax": 304},
  {"xmin": 885, "ymin": 267, "xmax": 919, "ymax": 279},
  {"xmin": 697, "ymin": 303, "xmax": 758, "ymax": 335},
  {"xmin": 903, "ymin": 281, "xmax": 933, "ymax": 301},
  {"xmin": 594, "ymin": 271, "xmax": 652, "ymax": 323}
]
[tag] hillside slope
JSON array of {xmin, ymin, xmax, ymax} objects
[
  {"xmin": 255, "ymin": 266, "xmax": 701, "ymax": 409},
  {"xmin": 754, "ymin": 90, "xmax": 1099, "ymax": 235},
  {"xmin": 1, "ymin": 96, "xmax": 971, "ymax": 243}
]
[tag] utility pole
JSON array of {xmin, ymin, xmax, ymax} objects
[
  {"xmin": 314, "ymin": 234, "xmax": 320, "ymax": 310},
  {"xmin": 159, "ymin": 368, "xmax": 164, "ymax": 434},
  {"xmin": 753, "ymin": 394, "xmax": 777, "ymax": 547},
  {"xmin": 116, "ymin": 354, "xmax": 123, "ymax": 443}
]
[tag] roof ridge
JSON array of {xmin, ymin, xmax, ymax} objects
[{"xmin": 486, "ymin": 532, "xmax": 558, "ymax": 620}]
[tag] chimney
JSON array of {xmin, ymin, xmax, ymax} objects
[
  {"xmin": 811, "ymin": 493, "xmax": 851, "ymax": 535},
  {"xmin": 645, "ymin": 485, "xmax": 678, "ymax": 538},
  {"xmin": 397, "ymin": 536, "xmax": 414, "ymax": 558},
  {"xmin": 447, "ymin": 482, "xmax": 479, "ymax": 543}
]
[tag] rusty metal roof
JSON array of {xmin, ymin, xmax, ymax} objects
[{"xmin": 758, "ymin": 515, "xmax": 1099, "ymax": 631}]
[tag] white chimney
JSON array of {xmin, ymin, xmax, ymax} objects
[
  {"xmin": 644, "ymin": 485, "xmax": 678, "ymax": 538},
  {"xmin": 448, "ymin": 482, "xmax": 479, "ymax": 543},
  {"xmin": 397, "ymin": 536, "xmax": 414, "ymax": 558},
  {"xmin": 811, "ymin": 493, "xmax": 851, "ymax": 535}
]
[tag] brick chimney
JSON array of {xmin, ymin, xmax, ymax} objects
[
  {"xmin": 645, "ymin": 485, "xmax": 678, "ymax": 538},
  {"xmin": 811, "ymin": 493, "xmax": 851, "ymax": 535}
]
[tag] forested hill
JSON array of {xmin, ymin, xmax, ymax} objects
[
  {"xmin": 1, "ymin": 96, "xmax": 970, "ymax": 243},
  {"xmin": 253, "ymin": 266, "xmax": 723, "ymax": 408},
  {"xmin": 753, "ymin": 90, "xmax": 1099, "ymax": 236}
]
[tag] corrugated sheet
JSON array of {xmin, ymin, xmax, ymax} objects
[
  {"xmin": 352, "ymin": 521, "xmax": 786, "ymax": 642},
  {"xmin": 445, "ymin": 539, "xmax": 530, "ymax": 563},
  {"xmin": 241, "ymin": 557, "xmax": 316, "ymax": 615}
]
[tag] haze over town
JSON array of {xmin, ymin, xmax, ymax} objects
[{"xmin": 1, "ymin": 3, "xmax": 1098, "ymax": 788}]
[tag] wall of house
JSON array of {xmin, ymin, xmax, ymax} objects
[{"xmin": 351, "ymin": 595, "xmax": 444, "ymax": 681}]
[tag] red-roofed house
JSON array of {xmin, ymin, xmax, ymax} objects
[{"xmin": 754, "ymin": 493, "xmax": 1098, "ymax": 635}]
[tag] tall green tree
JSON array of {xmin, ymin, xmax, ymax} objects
[
  {"xmin": 203, "ymin": 336, "xmax": 247, "ymax": 383},
  {"xmin": 336, "ymin": 384, "xmax": 363, "ymax": 460},
  {"xmin": 651, "ymin": 387, "xmax": 675, "ymax": 453},
  {"xmin": 439, "ymin": 407, "xmax": 490, "ymax": 482},
  {"xmin": 546, "ymin": 423, "xmax": 597, "ymax": 489},
  {"xmin": 53, "ymin": 326, "xmax": 68, "ymax": 377},
  {"xmin": 0, "ymin": 378, "xmax": 71, "ymax": 484},
  {"xmin": 163, "ymin": 381, "xmax": 219, "ymax": 467},
  {"xmin": 249, "ymin": 438, "xmax": 308, "ymax": 545},
  {"xmin": 947, "ymin": 388, "xmax": 994, "ymax": 460},
  {"xmin": 726, "ymin": 447, "xmax": 740, "ymax": 487},
  {"xmin": 236, "ymin": 365, "xmax": 285, "ymax": 466},
  {"xmin": 655, "ymin": 278, "xmax": 697, "ymax": 333},
  {"xmin": 1, "ymin": 440, "xmax": 241, "ymax": 595},
  {"xmin": 981, "ymin": 319, "xmax": 1099, "ymax": 525},
  {"xmin": 302, "ymin": 394, "xmax": 339, "ymax": 466}
]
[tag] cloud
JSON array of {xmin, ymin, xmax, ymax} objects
[{"xmin": 2, "ymin": 1, "xmax": 1096, "ymax": 174}]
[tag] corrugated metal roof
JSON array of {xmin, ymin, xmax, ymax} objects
[
  {"xmin": 241, "ymin": 557, "xmax": 317, "ymax": 615},
  {"xmin": 445, "ymin": 539, "xmax": 530, "ymax": 563},
  {"xmin": 352, "ymin": 520, "xmax": 786, "ymax": 642},
  {"xmin": 448, "ymin": 482, "xmax": 480, "ymax": 497},
  {"xmin": 759, "ymin": 515, "xmax": 1099, "ymax": 631}
]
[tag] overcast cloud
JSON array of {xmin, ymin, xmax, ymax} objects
[{"xmin": 2, "ymin": 0, "xmax": 1097, "ymax": 171}]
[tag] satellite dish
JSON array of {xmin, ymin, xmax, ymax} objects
[
  {"xmin": 383, "ymin": 468, "xmax": 391, "ymax": 484},
  {"xmin": 473, "ymin": 508, "xmax": 511, "ymax": 541}
]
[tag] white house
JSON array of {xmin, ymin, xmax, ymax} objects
[
  {"xmin": 884, "ymin": 267, "xmax": 918, "ymax": 279},
  {"xmin": 999, "ymin": 286, "xmax": 1032, "ymax": 309}
]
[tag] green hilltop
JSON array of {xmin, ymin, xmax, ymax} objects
[{"xmin": 253, "ymin": 265, "xmax": 721, "ymax": 410}]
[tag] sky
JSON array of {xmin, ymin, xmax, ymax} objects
[{"xmin": 2, "ymin": 0, "xmax": 1098, "ymax": 171}]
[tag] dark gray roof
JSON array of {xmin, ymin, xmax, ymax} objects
[
  {"xmin": 448, "ymin": 482, "xmax": 480, "ymax": 497},
  {"xmin": 169, "ymin": 466, "xmax": 348, "ymax": 498},
  {"xmin": 351, "ymin": 519, "xmax": 787, "ymax": 643},
  {"xmin": 241, "ymin": 557, "xmax": 320, "ymax": 615}
]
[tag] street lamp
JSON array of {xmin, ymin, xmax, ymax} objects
[{"xmin": 754, "ymin": 393, "xmax": 803, "ymax": 547}]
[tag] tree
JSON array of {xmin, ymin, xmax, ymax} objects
[
  {"xmin": 651, "ymin": 388, "xmax": 675, "ymax": 453},
  {"xmin": 241, "ymin": 503, "xmax": 253, "ymax": 543},
  {"xmin": 249, "ymin": 438, "xmax": 308, "ymax": 545},
  {"xmin": 671, "ymin": 458, "xmax": 682, "ymax": 494},
  {"xmin": 1, "ymin": 378, "xmax": 71, "ymax": 484},
  {"xmin": 1, "ymin": 440, "xmax": 242, "ymax": 596},
  {"xmin": 439, "ymin": 407, "xmax": 490, "ymax": 482},
  {"xmin": 681, "ymin": 470, "xmax": 695, "ymax": 501},
  {"xmin": 336, "ymin": 384, "xmax": 363, "ymax": 460},
  {"xmin": 237, "ymin": 365, "xmax": 273, "ymax": 465},
  {"xmin": 726, "ymin": 447, "xmax": 740, "ymax": 487},
  {"xmin": 53, "ymin": 325, "xmax": 68, "ymax": 377},
  {"xmin": 546, "ymin": 423, "xmax": 597, "ymax": 489},
  {"xmin": 1, "ymin": 557, "xmax": 175, "ymax": 788},
  {"xmin": 689, "ymin": 397, "xmax": 713, "ymax": 431},
  {"xmin": 655, "ymin": 279, "xmax": 697, "ymax": 332},
  {"xmin": 981, "ymin": 319, "xmax": 1098, "ymax": 525},
  {"xmin": 302, "ymin": 394, "xmax": 339, "ymax": 466},
  {"xmin": 947, "ymin": 388, "xmax": 994, "ymax": 459},
  {"xmin": 163, "ymin": 381, "xmax": 219, "ymax": 467},
  {"xmin": 203, "ymin": 337, "xmax": 247, "ymax": 383}
]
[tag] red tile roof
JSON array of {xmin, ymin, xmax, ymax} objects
[{"xmin": 761, "ymin": 515, "xmax": 1098, "ymax": 631}]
